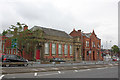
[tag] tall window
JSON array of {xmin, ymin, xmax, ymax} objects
[
  {"xmin": 45, "ymin": 43, "xmax": 49, "ymax": 54},
  {"xmin": 86, "ymin": 41, "xmax": 89, "ymax": 47},
  {"xmin": 97, "ymin": 42, "xmax": 100, "ymax": 48},
  {"xmin": 64, "ymin": 44, "xmax": 68, "ymax": 55},
  {"xmin": 9, "ymin": 49, "xmax": 10, "ymax": 54},
  {"xmin": 11, "ymin": 49, "xmax": 13, "ymax": 54},
  {"xmin": 92, "ymin": 42, "xmax": 95, "ymax": 47},
  {"xmin": 14, "ymin": 49, "xmax": 16, "ymax": 54},
  {"xmin": 58, "ymin": 44, "xmax": 62, "ymax": 54},
  {"xmin": 3, "ymin": 45, "xmax": 4, "ymax": 52},
  {"xmin": 70, "ymin": 45, "xmax": 72, "ymax": 55},
  {"xmin": 52, "ymin": 43, "xmax": 56, "ymax": 55}
]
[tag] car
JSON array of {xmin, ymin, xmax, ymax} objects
[
  {"xmin": 50, "ymin": 58, "xmax": 66, "ymax": 62},
  {"xmin": 0, "ymin": 54, "xmax": 28, "ymax": 67},
  {"xmin": 112, "ymin": 58, "xmax": 117, "ymax": 61}
]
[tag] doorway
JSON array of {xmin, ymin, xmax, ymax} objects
[{"xmin": 93, "ymin": 51, "xmax": 95, "ymax": 60}]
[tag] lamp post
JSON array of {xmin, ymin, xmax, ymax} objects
[
  {"xmin": 81, "ymin": 31, "xmax": 83, "ymax": 61},
  {"xmin": 110, "ymin": 41, "xmax": 112, "ymax": 60}
]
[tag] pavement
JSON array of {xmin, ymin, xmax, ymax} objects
[{"xmin": 2, "ymin": 62, "xmax": 118, "ymax": 74}]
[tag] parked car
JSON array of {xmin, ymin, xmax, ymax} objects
[
  {"xmin": 112, "ymin": 57, "xmax": 119, "ymax": 61},
  {"xmin": 50, "ymin": 58, "xmax": 66, "ymax": 62},
  {"xmin": 0, "ymin": 54, "xmax": 28, "ymax": 67},
  {"xmin": 112, "ymin": 58, "xmax": 117, "ymax": 61}
]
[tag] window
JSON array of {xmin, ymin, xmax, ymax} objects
[
  {"xmin": 64, "ymin": 44, "xmax": 68, "ymax": 55},
  {"xmin": 3, "ymin": 45, "xmax": 4, "ymax": 52},
  {"xmin": 14, "ymin": 49, "xmax": 16, "ymax": 54},
  {"xmin": 58, "ymin": 44, "xmax": 62, "ymax": 54},
  {"xmin": 87, "ymin": 51, "xmax": 89, "ymax": 56},
  {"xmin": 11, "ymin": 49, "xmax": 13, "ymax": 54},
  {"xmin": 86, "ymin": 41, "xmax": 89, "ymax": 47},
  {"xmin": 45, "ymin": 43, "xmax": 49, "ymax": 54},
  {"xmin": 97, "ymin": 43, "xmax": 100, "ymax": 48},
  {"xmin": 70, "ymin": 45, "xmax": 72, "ymax": 55},
  {"xmin": 52, "ymin": 43, "xmax": 56, "ymax": 55},
  {"xmin": 92, "ymin": 42, "xmax": 95, "ymax": 47},
  {"xmin": 97, "ymin": 51, "xmax": 99, "ymax": 56},
  {"xmin": 9, "ymin": 49, "xmax": 10, "ymax": 54}
]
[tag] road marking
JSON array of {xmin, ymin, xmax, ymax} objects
[
  {"xmin": 74, "ymin": 70, "xmax": 78, "ymax": 72},
  {"xmin": 0, "ymin": 75, "xmax": 4, "ymax": 79},
  {"xmin": 73, "ymin": 67, "xmax": 77, "ymax": 68},
  {"xmin": 58, "ymin": 71, "xmax": 61, "ymax": 74},
  {"xmin": 11, "ymin": 77, "xmax": 16, "ymax": 78},
  {"xmin": 109, "ymin": 64, "xmax": 113, "ymax": 66},
  {"xmin": 40, "ymin": 68, "xmax": 46, "ymax": 70},
  {"xmin": 52, "ymin": 68, "xmax": 59, "ymax": 70},
  {"xmin": 97, "ymin": 68, "xmax": 105, "ymax": 69},
  {"xmin": 34, "ymin": 72, "xmax": 38, "ymax": 76},
  {"xmin": 32, "ymin": 69, "xmax": 38, "ymax": 71},
  {"xmin": 38, "ymin": 73, "xmax": 58, "ymax": 76}
]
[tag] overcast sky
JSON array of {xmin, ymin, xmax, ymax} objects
[{"xmin": 0, "ymin": 0, "xmax": 119, "ymax": 49}]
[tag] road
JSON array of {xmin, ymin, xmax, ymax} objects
[{"xmin": 2, "ymin": 66, "xmax": 118, "ymax": 79}]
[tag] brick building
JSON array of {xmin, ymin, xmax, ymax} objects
[
  {"xmin": 1, "ymin": 26, "xmax": 82, "ymax": 61},
  {"xmin": 70, "ymin": 29, "xmax": 102, "ymax": 61}
]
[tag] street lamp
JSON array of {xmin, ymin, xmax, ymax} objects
[{"xmin": 81, "ymin": 31, "xmax": 83, "ymax": 61}]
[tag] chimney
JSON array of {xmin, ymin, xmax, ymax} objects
[
  {"xmin": 73, "ymin": 28, "xmax": 76, "ymax": 31},
  {"xmin": 78, "ymin": 30, "xmax": 81, "ymax": 36},
  {"xmin": 24, "ymin": 25, "xmax": 28, "ymax": 31},
  {"xmin": 78, "ymin": 30, "xmax": 81, "ymax": 32}
]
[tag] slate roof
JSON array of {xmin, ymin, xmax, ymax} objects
[
  {"xmin": 30, "ymin": 26, "xmax": 72, "ymax": 38},
  {"xmin": 82, "ymin": 33, "xmax": 91, "ymax": 38}
]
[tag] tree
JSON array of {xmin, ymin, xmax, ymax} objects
[
  {"xmin": 111, "ymin": 45, "xmax": 119, "ymax": 56},
  {"xmin": 2, "ymin": 22, "xmax": 44, "ymax": 60}
]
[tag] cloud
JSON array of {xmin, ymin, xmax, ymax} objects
[{"xmin": 0, "ymin": 0, "xmax": 119, "ymax": 48}]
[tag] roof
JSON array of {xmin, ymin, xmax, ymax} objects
[
  {"xmin": 30, "ymin": 26, "xmax": 72, "ymax": 38},
  {"xmin": 82, "ymin": 33, "xmax": 91, "ymax": 38}
]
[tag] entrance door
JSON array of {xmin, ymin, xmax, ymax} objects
[
  {"xmin": 93, "ymin": 51, "xmax": 95, "ymax": 60},
  {"xmin": 75, "ymin": 48, "xmax": 79, "ymax": 61},
  {"xmin": 36, "ymin": 49, "xmax": 40, "ymax": 60}
]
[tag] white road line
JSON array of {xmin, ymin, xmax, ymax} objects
[
  {"xmin": 58, "ymin": 71, "xmax": 61, "ymax": 74},
  {"xmin": 51, "ymin": 68, "xmax": 59, "ymax": 70},
  {"xmin": 38, "ymin": 73, "xmax": 58, "ymax": 76},
  {"xmin": 0, "ymin": 75, "xmax": 4, "ymax": 79},
  {"xmin": 87, "ymin": 69, "xmax": 91, "ymax": 70},
  {"xmin": 34, "ymin": 73, "xmax": 38, "ymax": 76},
  {"xmin": 109, "ymin": 64, "xmax": 113, "ymax": 66},
  {"xmin": 11, "ymin": 77, "xmax": 16, "ymax": 78},
  {"xmin": 97, "ymin": 68, "xmax": 105, "ymax": 69},
  {"xmin": 74, "ymin": 70, "xmax": 78, "ymax": 72},
  {"xmin": 73, "ymin": 67, "xmax": 77, "ymax": 68},
  {"xmin": 40, "ymin": 68, "xmax": 46, "ymax": 70},
  {"xmin": 32, "ymin": 69, "xmax": 38, "ymax": 71}
]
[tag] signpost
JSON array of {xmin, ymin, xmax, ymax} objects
[{"xmin": 11, "ymin": 38, "xmax": 17, "ymax": 48}]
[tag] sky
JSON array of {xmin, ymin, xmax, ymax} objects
[{"xmin": 0, "ymin": 0, "xmax": 119, "ymax": 49}]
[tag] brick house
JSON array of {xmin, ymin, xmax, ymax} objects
[
  {"xmin": 70, "ymin": 29, "xmax": 102, "ymax": 61},
  {"xmin": 1, "ymin": 26, "xmax": 82, "ymax": 61}
]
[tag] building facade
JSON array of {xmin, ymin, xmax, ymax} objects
[
  {"xmin": 70, "ymin": 29, "xmax": 102, "ymax": 61},
  {"xmin": 1, "ymin": 26, "xmax": 82, "ymax": 61}
]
